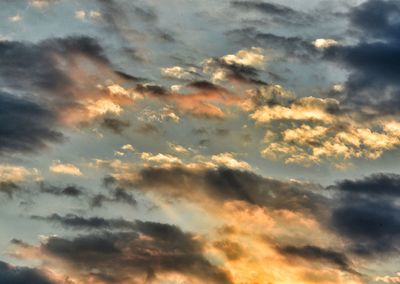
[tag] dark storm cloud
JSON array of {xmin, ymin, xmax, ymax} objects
[
  {"xmin": 328, "ymin": 173, "xmax": 400, "ymax": 256},
  {"xmin": 0, "ymin": 261, "xmax": 54, "ymax": 284},
  {"xmin": 0, "ymin": 92, "xmax": 63, "ymax": 155},
  {"xmin": 323, "ymin": 0, "xmax": 400, "ymax": 114},
  {"xmin": 100, "ymin": 117, "xmax": 131, "ymax": 134},
  {"xmin": 120, "ymin": 167, "xmax": 329, "ymax": 217},
  {"xmin": 28, "ymin": 221, "xmax": 232, "ymax": 283},
  {"xmin": 231, "ymin": 1, "xmax": 314, "ymax": 26},
  {"xmin": 331, "ymin": 198, "xmax": 400, "ymax": 256},
  {"xmin": 277, "ymin": 245, "xmax": 357, "ymax": 274},
  {"xmin": 31, "ymin": 214, "xmax": 137, "ymax": 231},
  {"xmin": 332, "ymin": 173, "xmax": 400, "ymax": 197},
  {"xmin": 227, "ymin": 28, "xmax": 316, "ymax": 61}
]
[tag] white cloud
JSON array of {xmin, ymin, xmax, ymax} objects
[
  {"xmin": 141, "ymin": 152, "xmax": 182, "ymax": 165},
  {"xmin": 75, "ymin": 10, "xmax": 86, "ymax": 21},
  {"xmin": 49, "ymin": 161, "xmax": 83, "ymax": 176},
  {"xmin": 211, "ymin": 153, "xmax": 251, "ymax": 170},
  {"xmin": 221, "ymin": 47, "xmax": 266, "ymax": 67},
  {"xmin": 0, "ymin": 165, "xmax": 34, "ymax": 183},
  {"xmin": 121, "ymin": 144, "xmax": 135, "ymax": 152},
  {"xmin": 161, "ymin": 66, "xmax": 196, "ymax": 79},
  {"xmin": 9, "ymin": 14, "xmax": 22, "ymax": 23},
  {"xmin": 313, "ymin": 38, "xmax": 338, "ymax": 49}
]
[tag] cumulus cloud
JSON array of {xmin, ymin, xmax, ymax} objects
[
  {"xmin": 246, "ymin": 85, "xmax": 400, "ymax": 166},
  {"xmin": 313, "ymin": 38, "xmax": 338, "ymax": 49},
  {"xmin": 211, "ymin": 153, "xmax": 251, "ymax": 170},
  {"xmin": 161, "ymin": 66, "xmax": 197, "ymax": 79},
  {"xmin": 49, "ymin": 161, "xmax": 83, "ymax": 176},
  {"xmin": 221, "ymin": 47, "xmax": 266, "ymax": 67}
]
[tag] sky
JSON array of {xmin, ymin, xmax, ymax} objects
[{"xmin": 1, "ymin": 0, "xmax": 400, "ymax": 283}]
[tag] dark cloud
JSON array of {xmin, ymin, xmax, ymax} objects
[
  {"xmin": 205, "ymin": 56, "xmax": 268, "ymax": 84},
  {"xmin": 0, "ymin": 92, "xmax": 63, "ymax": 155},
  {"xmin": 31, "ymin": 214, "xmax": 137, "ymax": 231},
  {"xmin": 96, "ymin": 0, "xmax": 175, "ymax": 53},
  {"xmin": 0, "ymin": 182, "xmax": 19, "ymax": 198},
  {"xmin": 329, "ymin": 173, "xmax": 400, "ymax": 256},
  {"xmin": 0, "ymin": 36, "xmax": 132, "ymax": 155},
  {"xmin": 231, "ymin": 1, "xmax": 314, "ymax": 26},
  {"xmin": 331, "ymin": 198, "xmax": 400, "ymax": 256},
  {"xmin": 215, "ymin": 128, "xmax": 230, "ymax": 137},
  {"xmin": 0, "ymin": 261, "xmax": 54, "ymax": 284},
  {"xmin": 188, "ymin": 81, "xmax": 225, "ymax": 91},
  {"xmin": 118, "ymin": 167, "xmax": 329, "ymax": 217},
  {"xmin": 90, "ymin": 188, "xmax": 137, "ymax": 208},
  {"xmin": 324, "ymin": 0, "xmax": 400, "ymax": 114},
  {"xmin": 214, "ymin": 240, "xmax": 244, "ymax": 261},
  {"xmin": 136, "ymin": 123, "xmax": 159, "ymax": 135},
  {"xmin": 0, "ymin": 36, "xmax": 109, "ymax": 94},
  {"xmin": 227, "ymin": 28, "xmax": 316, "ymax": 61},
  {"xmin": 331, "ymin": 173, "xmax": 400, "ymax": 197},
  {"xmin": 40, "ymin": 184, "xmax": 83, "ymax": 197},
  {"xmin": 278, "ymin": 245, "xmax": 357, "ymax": 274},
  {"xmin": 28, "ymin": 221, "xmax": 233, "ymax": 283},
  {"xmin": 101, "ymin": 117, "xmax": 131, "ymax": 134},
  {"xmin": 135, "ymin": 84, "xmax": 170, "ymax": 97}
]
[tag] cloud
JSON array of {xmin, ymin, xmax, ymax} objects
[
  {"xmin": 29, "ymin": 0, "xmax": 58, "ymax": 9},
  {"xmin": 376, "ymin": 272, "xmax": 400, "ymax": 283},
  {"xmin": 277, "ymin": 245, "xmax": 357, "ymax": 274},
  {"xmin": 0, "ymin": 165, "xmax": 40, "ymax": 197},
  {"xmin": 0, "ymin": 36, "xmax": 137, "ymax": 129},
  {"xmin": 121, "ymin": 144, "xmax": 135, "ymax": 152},
  {"xmin": 90, "ymin": 185, "xmax": 137, "ymax": 208},
  {"xmin": 14, "ymin": 221, "xmax": 233, "ymax": 284},
  {"xmin": 313, "ymin": 38, "xmax": 339, "ymax": 49},
  {"xmin": 0, "ymin": 165, "xmax": 36, "ymax": 183},
  {"xmin": 140, "ymin": 152, "xmax": 183, "ymax": 165},
  {"xmin": 227, "ymin": 28, "xmax": 316, "ymax": 61},
  {"xmin": 111, "ymin": 166, "xmax": 328, "ymax": 217},
  {"xmin": 327, "ymin": 173, "xmax": 400, "ymax": 256},
  {"xmin": 161, "ymin": 66, "xmax": 197, "ymax": 79},
  {"xmin": 40, "ymin": 184, "xmax": 83, "ymax": 197},
  {"xmin": 246, "ymin": 85, "xmax": 400, "ymax": 166},
  {"xmin": 323, "ymin": 0, "xmax": 400, "ymax": 115},
  {"xmin": 203, "ymin": 49, "xmax": 267, "ymax": 84},
  {"xmin": 211, "ymin": 153, "xmax": 251, "ymax": 170},
  {"xmin": 49, "ymin": 161, "xmax": 83, "ymax": 176},
  {"xmin": 221, "ymin": 47, "xmax": 266, "ymax": 67},
  {"xmin": 9, "ymin": 14, "xmax": 22, "ymax": 23},
  {"xmin": 0, "ymin": 261, "xmax": 55, "ymax": 284},
  {"xmin": 100, "ymin": 117, "xmax": 131, "ymax": 134},
  {"xmin": 0, "ymin": 92, "xmax": 63, "ymax": 155},
  {"xmin": 230, "ymin": 1, "xmax": 314, "ymax": 26},
  {"xmin": 31, "ymin": 214, "xmax": 137, "ymax": 231}
]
